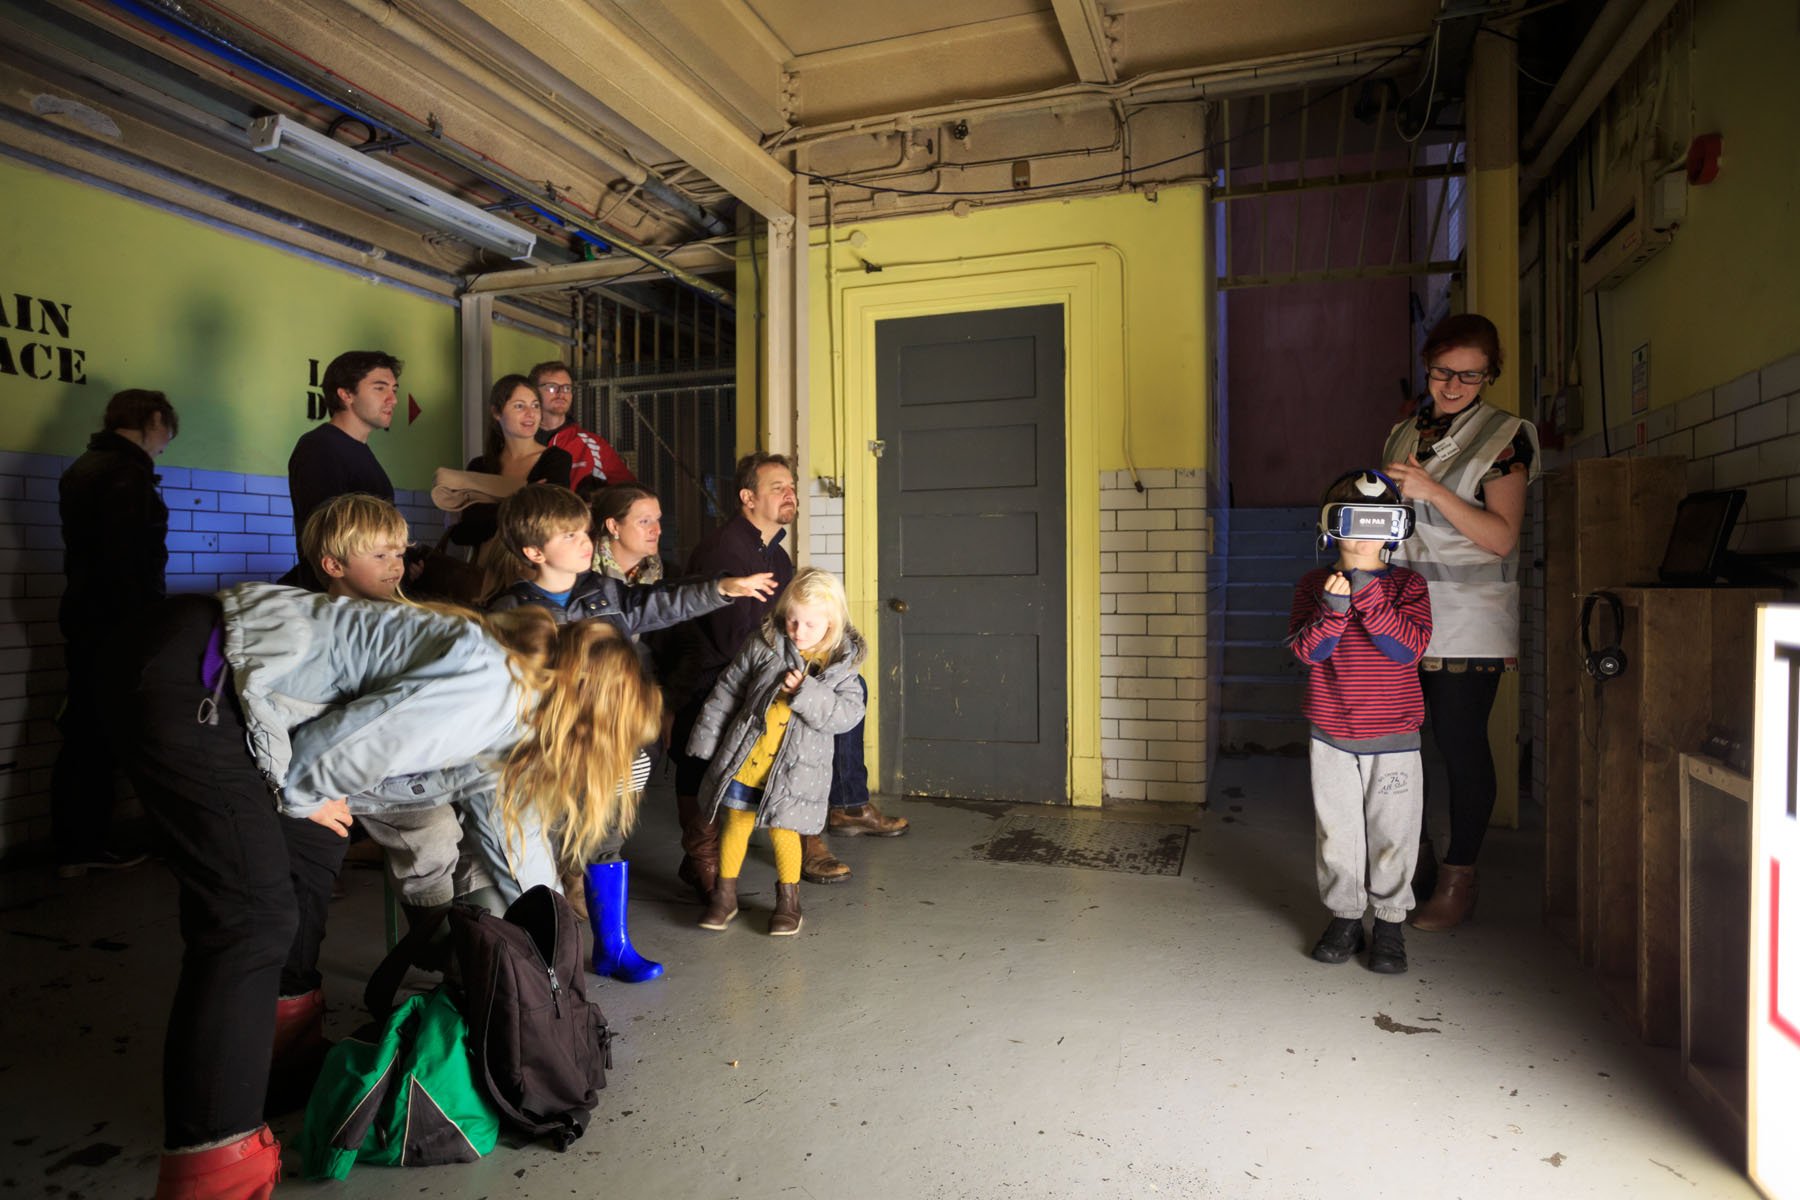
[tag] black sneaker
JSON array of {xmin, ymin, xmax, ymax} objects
[
  {"xmin": 57, "ymin": 849, "xmax": 150, "ymax": 879},
  {"xmin": 1311, "ymin": 917, "xmax": 1365, "ymax": 964},
  {"xmin": 1368, "ymin": 919, "xmax": 1408, "ymax": 974}
]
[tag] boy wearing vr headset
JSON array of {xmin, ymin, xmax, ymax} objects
[{"xmin": 1286, "ymin": 469, "xmax": 1434, "ymax": 973}]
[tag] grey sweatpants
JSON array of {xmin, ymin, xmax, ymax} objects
[
  {"xmin": 357, "ymin": 805, "xmax": 463, "ymax": 907},
  {"xmin": 1309, "ymin": 740, "xmax": 1423, "ymax": 923}
]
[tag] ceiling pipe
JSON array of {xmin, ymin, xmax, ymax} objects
[
  {"xmin": 766, "ymin": 35, "xmax": 1427, "ymax": 151},
  {"xmin": 1520, "ymin": 0, "xmax": 1643, "ymax": 158},
  {"xmin": 1520, "ymin": 0, "xmax": 1680, "ymax": 199},
  {"xmin": 335, "ymin": 0, "xmax": 730, "ymax": 238},
  {"xmin": 110, "ymin": 0, "xmax": 735, "ymax": 306}
]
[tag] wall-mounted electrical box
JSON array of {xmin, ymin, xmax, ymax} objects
[{"xmin": 1579, "ymin": 167, "xmax": 1685, "ymax": 292}]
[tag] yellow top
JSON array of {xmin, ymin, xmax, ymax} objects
[{"xmin": 732, "ymin": 646, "xmax": 832, "ymax": 789}]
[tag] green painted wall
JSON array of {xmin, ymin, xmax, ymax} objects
[{"xmin": 0, "ymin": 158, "xmax": 558, "ymax": 487}]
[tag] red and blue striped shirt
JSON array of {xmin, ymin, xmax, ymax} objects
[{"xmin": 1287, "ymin": 566, "xmax": 1433, "ymax": 740}]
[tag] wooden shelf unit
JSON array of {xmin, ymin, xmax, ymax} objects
[
  {"xmin": 1587, "ymin": 587, "xmax": 1774, "ymax": 1046},
  {"xmin": 1542, "ymin": 456, "xmax": 1687, "ymax": 953}
]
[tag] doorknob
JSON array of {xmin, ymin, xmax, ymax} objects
[{"xmin": 888, "ymin": 597, "xmax": 908, "ymax": 613}]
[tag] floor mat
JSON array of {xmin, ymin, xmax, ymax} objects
[{"xmin": 968, "ymin": 814, "xmax": 1189, "ymax": 876}]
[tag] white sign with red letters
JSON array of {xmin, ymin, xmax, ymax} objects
[{"xmin": 1752, "ymin": 605, "xmax": 1800, "ymax": 1198}]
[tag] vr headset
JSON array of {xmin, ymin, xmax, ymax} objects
[{"xmin": 1317, "ymin": 469, "xmax": 1415, "ymax": 549}]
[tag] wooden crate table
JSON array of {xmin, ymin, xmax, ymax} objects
[{"xmin": 1679, "ymin": 752, "xmax": 1750, "ymax": 1153}]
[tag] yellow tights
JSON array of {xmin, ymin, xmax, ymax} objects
[{"xmin": 717, "ymin": 807, "xmax": 802, "ymax": 885}]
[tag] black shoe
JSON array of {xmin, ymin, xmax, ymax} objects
[
  {"xmin": 1311, "ymin": 917, "xmax": 1365, "ymax": 964},
  {"xmin": 1368, "ymin": 919, "xmax": 1408, "ymax": 974}
]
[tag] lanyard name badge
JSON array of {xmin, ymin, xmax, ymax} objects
[{"xmin": 1419, "ymin": 426, "xmax": 1464, "ymax": 470}]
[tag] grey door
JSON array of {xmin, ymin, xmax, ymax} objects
[{"xmin": 875, "ymin": 304, "xmax": 1067, "ymax": 802}]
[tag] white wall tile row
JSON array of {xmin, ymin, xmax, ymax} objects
[
  {"xmin": 805, "ymin": 477, "xmax": 846, "ymax": 579},
  {"xmin": 1099, "ymin": 468, "xmax": 1209, "ymax": 803}
]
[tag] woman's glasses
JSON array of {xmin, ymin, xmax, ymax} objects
[{"xmin": 1426, "ymin": 366, "xmax": 1491, "ymax": 385}]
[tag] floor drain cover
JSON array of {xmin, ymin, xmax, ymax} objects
[{"xmin": 968, "ymin": 815, "xmax": 1189, "ymax": 876}]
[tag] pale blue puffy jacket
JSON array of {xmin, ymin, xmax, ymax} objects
[{"xmin": 219, "ymin": 582, "xmax": 527, "ymax": 821}]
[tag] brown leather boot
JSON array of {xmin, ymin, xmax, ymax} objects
[
  {"xmin": 769, "ymin": 882, "xmax": 803, "ymax": 936},
  {"xmin": 827, "ymin": 800, "xmax": 910, "ymax": 837},
  {"xmin": 697, "ymin": 876, "xmax": 738, "ymax": 931},
  {"xmin": 676, "ymin": 794, "xmax": 720, "ymax": 904},
  {"xmin": 1409, "ymin": 863, "xmax": 1478, "ymax": 931},
  {"xmin": 561, "ymin": 866, "xmax": 589, "ymax": 921},
  {"xmin": 800, "ymin": 834, "xmax": 851, "ymax": 884}
]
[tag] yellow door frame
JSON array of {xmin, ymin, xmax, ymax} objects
[{"xmin": 832, "ymin": 246, "xmax": 1126, "ymax": 805}]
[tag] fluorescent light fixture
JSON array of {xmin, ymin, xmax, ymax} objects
[{"xmin": 248, "ymin": 114, "xmax": 536, "ymax": 261}]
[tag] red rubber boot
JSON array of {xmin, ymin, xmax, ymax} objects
[{"xmin": 154, "ymin": 1125, "xmax": 280, "ymax": 1199}]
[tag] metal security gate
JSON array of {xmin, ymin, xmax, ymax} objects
[
  {"xmin": 576, "ymin": 288, "xmax": 737, "ymax": 562},
  {"xmin": 1212, "ymin": 84, "xmax": 1468, "ymax": 289}
]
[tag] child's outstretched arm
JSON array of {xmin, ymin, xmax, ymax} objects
[
  {"xmin": 1347, "ymin": 569, "xmax": 1433, "ymax": 663},
  {"xmin": 787, "ymin": 667, "xmax": 867, "ymax": 736},
  {"xmin": 1286, "ymin": 571, "xmax": 1351, "ymax": 664},
  {"xmin": 686, "ymin": 640, "xmax": 759, "ymax": 761},
  {"xmin": 612, "ymin": 575, "xmax": 736, "ymax": 636}
]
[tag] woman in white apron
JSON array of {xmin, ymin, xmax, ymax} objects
[{"xmin": 1382, "ymin": 314, "xmax": 1540, "ymax": 931}]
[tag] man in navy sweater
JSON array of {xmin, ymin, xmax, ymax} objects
[{"xmin": 282, "ymin": 350, "xmax": 398, "ymax": 589}]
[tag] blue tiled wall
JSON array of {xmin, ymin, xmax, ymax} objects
[{"xmin": 0, "ymin": 450, "xmax": 447, "ymax": 855}]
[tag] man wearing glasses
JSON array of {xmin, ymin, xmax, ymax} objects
[{"xmin": 528, "ymin": 360, "xmax": 636, "ymax": 491}]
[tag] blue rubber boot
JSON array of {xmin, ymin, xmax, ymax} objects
[{"xmin": 583, "ymin": 860, "xmax": 665, "ymax": 983}]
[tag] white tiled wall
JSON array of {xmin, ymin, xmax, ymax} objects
[
  {"xmin": 1099, "ymin": 468, "xmax": 1209, "ymax": 802},
  {"xmin": 0, "ymin": 449, "xmax": 446, "ymax": 857},
  {"xmin": 1525, "ymin": 344, "xmax": 1800, "ymax": 810},
  {"xmin": 806, "ymin": 477, "xmax": 845, "ymax": 577}
]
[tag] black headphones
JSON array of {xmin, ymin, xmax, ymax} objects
[{"xmin": 1580, "ymin": 591, "xmax": 1627, "ymax": 681}]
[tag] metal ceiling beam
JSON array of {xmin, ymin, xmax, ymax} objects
[
  {"xmin": 464, "ymin": 243, "xmax": 736, "ymax": 298},
  {"xmin": 1049, "ymin": 0, "xmax": 1116, "ymax": 84},
  {"xmin": 465, "ymin": 0, "xmax": 796, "ymax": 224}
]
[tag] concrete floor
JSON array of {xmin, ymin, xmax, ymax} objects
[{"xmin": 0, "ymin": 755, "xmax": 1755, "ymax": 1200}]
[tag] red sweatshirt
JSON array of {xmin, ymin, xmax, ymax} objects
[
  {"xmin": 1286, "ymin": 565, "xmax": 1433, "ymax": 740},
  {"xmin": 543, "ymin": 421, "xmax": 635, "ymax": 490}
]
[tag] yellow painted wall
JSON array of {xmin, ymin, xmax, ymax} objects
[
  {"xmin": 1575, "ymin": 0, "xmax": 1800, "ymax": 418},
  {"xmin": 806, "ymin": 188, "xmax": 1209, "ymax": 478},
  {"xmin": 0, "ymin": 158, "xmax": 558, "ymax": 487},
  {"xmin": 738, "ymin": 186, "xmax": 1210, "ymax": 802}
]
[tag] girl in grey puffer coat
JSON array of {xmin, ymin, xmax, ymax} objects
[{"xmin": 687, "ymin": 567, "xmax": 865, "ymax": 935}]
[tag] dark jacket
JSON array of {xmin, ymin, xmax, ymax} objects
[
  {"xmin": 59, "ymin": 430, "xmax": 168, "ymax": 640},
  {"xmin": 687, "ymin": 619, "xmax": 868, "ymax": 835},
  {"xmin": 486, "ymin": 569, "xmax": 731, "ymax": 646},
  {"xmin": 662, "ymin": 514, "xmax": 794, "ymax": 714}
]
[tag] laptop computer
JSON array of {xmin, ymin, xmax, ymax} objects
[{"xmin": 1649, "ymin": 488, "xmax": 1746, "ymax": 586}]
